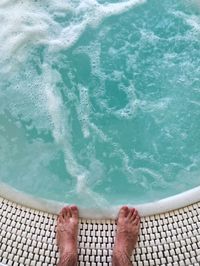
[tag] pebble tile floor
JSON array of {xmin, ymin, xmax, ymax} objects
[{"xmin": 0, "ymin": 196, "xmax": 200, "ymax": 265}]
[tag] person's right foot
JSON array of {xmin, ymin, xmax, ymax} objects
[
  {"xmin": 113, "ymin": 206, "xmax": 140, "ymax": 265},
  {"xmin": 56, "ymin": 206, "xmax": 79, "ymax": 266}
]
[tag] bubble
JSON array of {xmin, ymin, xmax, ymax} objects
[{"xmin": 1, "ymin": 0, "xmax": 200, "ymax": 217}]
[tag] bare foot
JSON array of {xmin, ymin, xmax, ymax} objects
[
  {"xmin": 56, "ymin": 206, "xmax": 79, "ymax": 266},
  {"xmin": 112, "ymin": 206, "xmax": 140, "ymax": 266}
]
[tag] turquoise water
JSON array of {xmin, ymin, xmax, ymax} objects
[{"xmin": 0, "ymin": 0, "xmax": 200, "ymax": 209}]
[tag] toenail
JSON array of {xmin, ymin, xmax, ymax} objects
[{"xmin": 71, "ymin": 205, "xmax": 78, "ymax": 210}]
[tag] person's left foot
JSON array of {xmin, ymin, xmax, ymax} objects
[
  {"xmin": 56, "ymin": 206, "xmax": 79, "ymax": 266},
  {"xmin": 112, "ymin": 206, "xmax": 140, "ymax": 266}
]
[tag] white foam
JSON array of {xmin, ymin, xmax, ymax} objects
[
  {"xmin": 0, "ymin": 0, "xmax": 146, "ymax": 64},
  {"xmin": 1, "ymin": 0, "xmax": 200, "ymax": 217},
  {"xmin": 42, "ymin": 65, "xmax": 61, "ymax": 139},
  {"xmin": 40, "ymin": 64, "xmax": 108, "ymax": 202},
  {"xmin": 41, "ymin": 64, "xmax": 89, "ymax": 188},
  {"xmin": 77, "ymin": 85, "xmax": 91, "ymax": 138},
  {"xmin": 189, "ymin": 100, "xmax": 200, "ymax": 107},
  {"xmin": 185, "ymin": 0, "xmax": 200, "ymax": 10},
  {"xmin": 113, "ymin": 82, "xmax": 139, "ymax": 119},
  {"xmin": 173, "ymin": 10, "xmax": 200, "ymax": 33}
]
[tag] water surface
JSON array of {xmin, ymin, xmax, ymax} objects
[{"xmin": 0, "ymin": 0, "xmax": 200, "ymax": 210}]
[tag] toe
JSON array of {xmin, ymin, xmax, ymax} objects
[
  {"xmin": 136, "ymin": 216, "xmax": 141, "ymax": 225},
  {"xmin": 130, "ymin": 209, "xmax": 138, "ymax": 222},
  {"xmin": 127, "ymin": 207, "xmax": 135, "ymax": 219},
  {"xmin": 118, "ymin": 206, "xmax": 128, "ymax": 219},
  {"xmin": 71, "ymin": 205, "xmax": 79, "ymax": 219},
  {"xmin": 133, "ymin": 214, "xmax": 140, "ymax": 226},
  {"xmin": 56, "ymin": 217, "xmax": 62, "ymax": 230},
  {"xmin": 63, "ymin": 207, "xmax": 71, "ymax": 219},
  {"xmin": 59, "ymin": 207, "xmax": 67, "ymax": 220},
  {"xmin": 68, "ymin": 207, "xmax": 72, "ymax": 218},
  {"xmin": 57, "ymin": 213, "xmax": 63, "ymax": 224}
]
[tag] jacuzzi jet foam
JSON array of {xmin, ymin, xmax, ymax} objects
[
  {"xmin": 1, "ymin": 0, "xmax": 200, "ymax": 213},
  {"xmin": 77, "ymin": 85, "xmax": 91, "ymax": 138}
]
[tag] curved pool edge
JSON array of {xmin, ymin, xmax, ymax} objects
[
  {"xmin": 1, "ymin": 182, "xmax": 200, "ymax": 218},
  {"xmin": 1, "ymin": 192, "xmax": 200, "ymax": 265}
]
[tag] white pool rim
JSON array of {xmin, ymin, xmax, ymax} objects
[{"xmin": 0, "ymin": 181, "xmax": 200, "ymax": 219}]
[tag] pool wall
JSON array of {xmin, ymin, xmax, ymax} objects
[{"xmin": 1, "ymin": 182, "xmax": 200, "ymax": 218}]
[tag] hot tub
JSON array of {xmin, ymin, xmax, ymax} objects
[{"xmin": 0, "ymin": 0, "xmax": 200, "ymax": 218}]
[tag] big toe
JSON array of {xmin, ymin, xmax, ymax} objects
[{"xmin": 118, "ymin": 206, "xmax": 128, "ymax": 220}]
